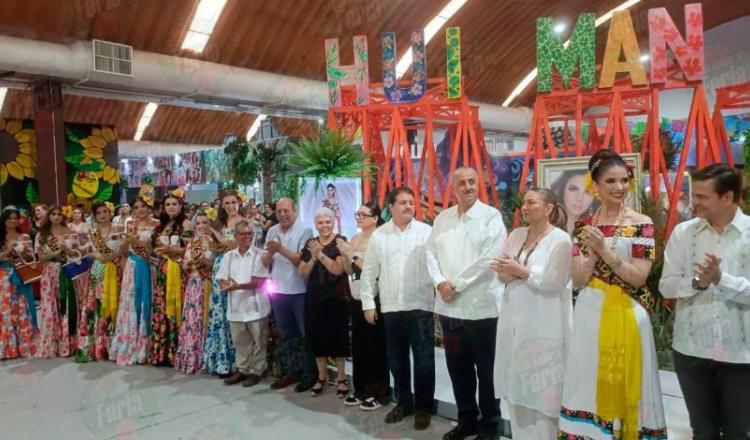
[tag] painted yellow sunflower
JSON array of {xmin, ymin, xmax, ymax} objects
[
  {"xmin": 80, "ymin": 126, "xmax": 116, "ymax": 160},
  {"xmin": 0, "ymin": 119, "xmax": 38, "ymax": 184}
]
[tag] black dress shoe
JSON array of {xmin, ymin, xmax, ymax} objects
[
  {"xmin": 473, "ymin": 433, "xmax": 500, "ymax": 440},
  {"xmin": 384, "ymin": 405, "xmax": 414, "ymax": 423},
  {"xmin": 242, "ymin": 374, "xmax": 261, "ymax": 387},
  {"xmin": 270, "ymin": 375, "xmax": 299, "ymax": 389},
  {"xmin": 414, "ymin": 412, "xmax": 431, "ymax": 430},
  {"xmin": 443, "ymin": 424, "xmax": 479, "ymax": 440}
]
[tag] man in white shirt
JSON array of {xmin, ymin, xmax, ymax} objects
[
  {"xmin": 262, "ymin": 198, "xmax": 315, "ymax": 392},
  {"xmin": 217, "ymin": 221, "xmax": 270, "ymax": 388},
  {"xmin": 660, "ymin": 164, "xmax": 750, "ymax": 439},
  {"xmin": 426, "ymin": 167, "xmax": 507, "ymax": 440},
  {"xmin": 361, "ymin": 187, "xmax": 435, "ymax": 430}
]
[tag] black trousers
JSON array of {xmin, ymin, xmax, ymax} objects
[
  {"xmin": 440, "ymin": 315, "xmax": 501, "ymax": 434},
  {"xmin": 349, "ymin": 297, "xmax": 390, "ymax": 400},
  {"xmin": 382, "ymin": 309, "xmax": 436, "ymax": 413},
  {"xmin": 673, "ymin": 350, "xmax": 750, "ymax": 440}
]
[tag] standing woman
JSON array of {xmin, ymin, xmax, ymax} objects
[
  {"xmin": 203, "ymin": 189, "xmax": 245, "ymax": 376},
  {"xmin": 68, "ymin": 207, "xmax": 91, "ymax": 234},
  {"xmin": 298, "ymin": 207, "xmax": 349, "ymax": 397},
  {"xmin": 36, "ymin": 205, "xmax": 77, "ymax": 358},
  {"xmin": 175, "ymin": 210, "xmax": 215, "ymax": 374},
  {"xmin": 150, "ymin": 191, "xmax": 192, "ymax": 366},
  {"xmin": 491, "ymin": 188, "xmax": 573, "ymax": 439},
  {"xmin": 0, "ymin": 208, "xmax": 37, "ymax": 359},
  {"xmin": 110, "ymin": 198, "xmax": 158, "ymax": 366},
  {"xmin": 76, "ymin": 203, "xmax": 123, "ymax": 362},
  {"xmin": 336, "ymin": 202, "xmax": 390, "ymax": 410},
  {"xmin": 558, "ymin": 150, "xmax": 667, "ymax": 440}
]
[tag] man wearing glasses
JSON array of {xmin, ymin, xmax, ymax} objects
[{"xmin": 218, "ymin": 221, "xmax": 270, "ymax": 387}]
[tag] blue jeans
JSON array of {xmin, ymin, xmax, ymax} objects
[
  {"xmin": 270, "ymin": 293, "xmax": 315, "ymax": 379},
  {"xmin": 383, "ymin": 309, "xmax": 435, "ymax": 413}
]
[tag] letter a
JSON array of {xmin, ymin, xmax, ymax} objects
[{"xmin": 599, "ymin": 10, "xmax": 648, "ymax": 88}]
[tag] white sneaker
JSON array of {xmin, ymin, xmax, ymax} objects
[
  {"xmin": 359, "ymin": 397, "xmax": 382, "ymax": 411},
  {"xmin": 344, "ymin": 395, "xmax": 361, "ymax": 406}
]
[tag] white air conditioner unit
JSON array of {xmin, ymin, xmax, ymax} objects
[{"xmin": 92, "ymin": 39, "xmax": 133, "ymax": 76}]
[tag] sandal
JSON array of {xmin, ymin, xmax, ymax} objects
[
  {"xmin": 336, "ymin": 379, "xmax": 350, "ymax": 399},
  {"xmin": 310, "ymin": 378, "xmax": 327, "ymax": 397}
]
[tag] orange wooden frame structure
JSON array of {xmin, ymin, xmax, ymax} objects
[
  {"xmin": 327, "ymin": 77, "xmax": 499, "ymax": 220},
  {"xmin": 519, "ymin": 62, "xmax": 730, "ymax": 236},
  {"xmin": 713, "ymin": 80, "xmax": 750, "ymax": 166}
]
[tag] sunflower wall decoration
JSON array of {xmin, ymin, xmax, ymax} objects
[
  {"xmin": 0, "ymin": 119, "xmax": 38, "ymax": 185},
  {"xmin": 65, "ymin": 124, "xmax": 122, "ymax": 211}
]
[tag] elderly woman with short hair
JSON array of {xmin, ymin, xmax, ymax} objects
[{"xmin": 299, "ymin": 207, "xmax": 350, "ymax": 398}]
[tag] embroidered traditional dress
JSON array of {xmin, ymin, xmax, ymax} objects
[
  {"xmin": 174, "ymin": 237, "xmax": 212, "ymax": 374},
  {"xmin": 202, "ymin": 227, "xmax": 236, "ymax": 375},
  {"xmin": 0, "ymin": 250, "xmax": 36, "ymax": 359},
  {"xmin": 558, "ymin": 219, "xmax": 667, "ymax": 440},
  {"xmin": 36, "ymin": 235, "xmax": 77, "ymax": 358},
  {"xmin": 110, "ymin": 221, "xmax": 154, "ymax": 366},
  {"xmin": 76, "ymin": 229, "xmax": 121, "ymax": 362}
]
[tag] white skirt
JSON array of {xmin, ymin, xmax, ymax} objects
[{"xmin": 558, "ymin": 287, "xmax": 667, "ymax": 439}]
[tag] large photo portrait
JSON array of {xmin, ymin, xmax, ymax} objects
[
  {"xmin": 298, "ymin": 178, "xmax": 362, "ymax": 240},
  {"xmin": 537, "ymin": 153, "xmax": 642, "ymax": 235}
]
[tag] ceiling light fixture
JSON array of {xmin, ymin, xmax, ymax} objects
[
  {"xmin": 640, "ymin": 53, "xmax": 650, "ymax": 62},
  {"xmin": 134, "ymin": 103, "xmax": 159, "ymax": 141},
  {"xmin": 246, "ymin": 114, "xmax": 267, "ymax": 141},
  {"xmin": 395, "ymin": 0, "xmax": 468, "ymax": 78},
  {"xmin": 553, "ymin": 23, "xmax": 566, "ymax": 34},
  {"xmin": 181, "ymin": 0, "xmax": 229, "ymax": 53},
  {"xmin": 502, "ymin": 0, "xmax": 643, "ymax": 107}
]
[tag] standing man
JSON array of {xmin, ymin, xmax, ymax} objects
[
  {"xmin": 360, "ymin": 187, "xmax": 435, "ymax": 430},
  {"xmin": 660, "ymin": 164, "xmax": 750, "ymax": 439},
  {"xmin": 217, "ymin": 221, "xmax": 270, "ymax": 387},
  {"xmin": 262, "ymin": 197, "xmax": 315, "ymax": 392},
  {"xmin": 426, "ymin": 167, "xmax": 507, "ymax": 440}
]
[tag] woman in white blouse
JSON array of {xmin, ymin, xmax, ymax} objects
[{"xmin": 491, "ymin": 187, "xmax": 573, "ymax": 440}]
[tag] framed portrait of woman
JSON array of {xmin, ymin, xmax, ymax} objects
[{"xmin": 537, "ymin": 153, "xmax": 641, "ymax": 235}]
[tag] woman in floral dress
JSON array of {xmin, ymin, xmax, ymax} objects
[
  {"xmin": 150, "ymin": 191, "xmax": 192, "ymax": 366},
  {"xmin": 203, "ymin": 189, "xmax": 246, "ymax": 376},
  {"xmin": 76, "ymin": 203, "xmax": 123, "ymax": 362},
  {"xmin": 0, "ymin": 208, "xmax": 37, "ymax": 359},
  {"xmin": 36, "ymin": 205, "xmax": 78, "ymax": 358},
  {"xmin": 175, "ymin": 210, "xmax": 215, "ymax": 374},
  {"xmin": 110, "ymin": 199, "xmax": 158, "ymax": 366}
]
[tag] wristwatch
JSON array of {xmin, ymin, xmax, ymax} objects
[{"xmin": 692, "ymin": 276, "xmax": 708, "ymax": 291}]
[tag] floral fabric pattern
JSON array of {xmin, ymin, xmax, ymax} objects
[
  {"xmin": 174, "ymin": 271, "xmax": 207, "ymax": 374},
  {"xmin": 202, "ymin": 253, "xmax": 236, "ymax": 375},
  {"xmin": 76, "ymin": 260, "xmax": 114, "ymax": 362},
  {"xmin": 381, "ymin": 30, "xmax": 427, "ymax": 103},
  {"xmin": 37, "ymin": 263, "xmax": 74, "ymax": 358},
  {"xmin": 150, "ymin": 255, "xmax": 178, "ymax": 366},
  {"xmin": 110, "ymin": 256, "xmax": 150, "ymax": 365},
  {"xmin": 0, "ymin": 266, "xmax": 36, "ymax": 359}
]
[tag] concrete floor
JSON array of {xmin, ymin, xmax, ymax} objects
[{"xmin": 0, "ymin": 358, "xmax": 459, "ymax": 440}]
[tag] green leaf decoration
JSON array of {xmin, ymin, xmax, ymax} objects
[
  {"xmin": 25, "ymin": 181, "xmax": 39, "ymax": 204},
  {"xmin": 66, "ymin": 142, "xmax": 84, "ymax": 158},
  {"xmin": 94, "ymin": 182, "xmax": 113, "ymax": 202},
  {"xmin": 286, "ymin": 129, "xmax": 375, "ymax": 191}
]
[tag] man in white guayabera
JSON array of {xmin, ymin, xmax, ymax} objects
[
  {"xmin": 426, "ymin": 167, "xmax": 507, "ymax": 440},
  {"xmin": 660, "ymin": 164, "xmax": 750, "ymax": 439}
]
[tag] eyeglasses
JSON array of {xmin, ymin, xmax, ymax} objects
[{"xmin": 354, "ymin": 212, "xmax": 375, "ymax": 219}]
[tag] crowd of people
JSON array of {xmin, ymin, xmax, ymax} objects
[{"xmin": 0, "ymin": 150, "xmax": 748, "ymax": 440}]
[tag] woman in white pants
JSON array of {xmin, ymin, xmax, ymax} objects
[{"xmin": 492, "ymin": 187, "xmax": 573, "ymax": 439}]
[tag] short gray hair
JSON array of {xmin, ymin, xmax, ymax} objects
[
  {"xmin": 234, "ymin": 220, "xmax": 252, "ymax": 233},
  {"xmin": 314, "ymin": 207, "xmax": 335, "ymax": 222}
]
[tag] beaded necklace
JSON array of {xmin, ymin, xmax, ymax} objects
[{"xmin": 589, "ymin": 202, "xmax": 627, "ymax": 255}]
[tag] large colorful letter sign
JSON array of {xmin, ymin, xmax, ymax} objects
[
  {"xmin": 325, "ymin": 36, "xmax": 370, "ymax": 107},
  {"xmin": 446, "ymin": 27, "xmax": 462, "ymax": 99},
  {"xmin": 599, "ymin": 10, "xmax": 648, "ymax": 88},
  {"xmin": 648, "ymin": 3, "xmax": 704, "ymax": 83},
  {"xmin": 381, "ymin": 30, "xmax": 427, "ymax": 103},
  {"xmin": 536, "ymin": 13, "xmax": 596, "ymax": 92}
]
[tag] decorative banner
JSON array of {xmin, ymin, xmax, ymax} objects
[
  {"xmin": 381, "ymin": 30, "xmax": 427, "ymax": 103},
  {"xmin": 599, "ymin": 10, "xmax": 648, "ymax": 88},
  {"xmin": 446, "ymin": 27, "xmax": 462, "ymax": 98},
  {"xmin": 648, "ymin": 3, "xmax": 704, "ymax": 83},
  {"xmin": 123, "ymin": 152, "xmax": 203, "ymax": 188},
  {"xmin": 536, "ymin": 13, "xmax": 596, "ymax": 92},
  {"xmin": 325, "ymin": 36, "xmax": 370, "ymax": 107}
]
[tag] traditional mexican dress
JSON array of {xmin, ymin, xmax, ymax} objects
[
  {"xmin": 174, "ymin": 237, "xmax": 212, "ymax": 374},
  {"xmin": 35, "ymin": 234, "xmax": 77, "ymax": 358},
  {"xmin": 76, "ymin": 229, "xmax": 121, "ymax": 362},
  {"xmin": 0, "ymin": 251, "xmax": 36, "ymax": 359},
  {"xmin": 110, "ymin": 221, "xmax": 154, "ymax": 366},
  {"xmin": 558, "ymin": 219, "xmax": 667, "ymax": 440},
  {"xmin": 150, "ymin": 227, "xmax": 189, "ymax": 366},
  {"xmin": 202, "ymin": 227, "xmax": 236, "ymax": 375}
]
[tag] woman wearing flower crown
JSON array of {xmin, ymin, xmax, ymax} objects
[
  {"xmin": 76, "ymin": 203, "xmax": 123, "ymax": 362},
  {"xmin": 0, "ymin": 208, "xmax": 37, "ymax": 359},
  {"xmin": 558, "ymin": 150, "xmax": 667, "ymax": 440},
  {"xmin": 110, "ymin": 197, "xmax": 158, "ymax": 365},
  {"xmin": 150, "ymin": 190, "xmax": 192, "ymax": 366},
  {"xmin": 203, "ymin": 189, "xmax": 246, "ymax": 377},
  {"xmin": 175, "ymin": 209, "xmax": 215, "ymax": 374},
  {"xmin": 35, "ymin": 205, "xmax": 78, "ymax": 358}
]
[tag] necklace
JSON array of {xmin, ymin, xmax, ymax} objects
[
  {"xmin": 590, "ymin": 202, "xmax": 627, "ymax": 253},
  {"xmin": 516, "ymin": 225, "xmax": 554, "ymax": 266}
]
